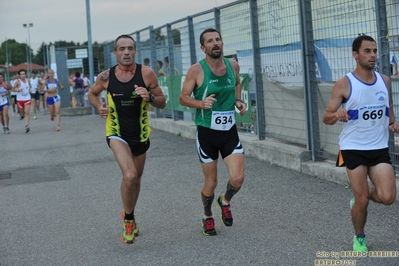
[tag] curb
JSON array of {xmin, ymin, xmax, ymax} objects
[{"xmin": 149, "ymin": 117, "xmax": 399, "ymax": 202}]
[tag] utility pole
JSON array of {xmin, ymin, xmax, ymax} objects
[{"xmin": 23, "ymin": 23, "xmax": 33, "ymax": 75}]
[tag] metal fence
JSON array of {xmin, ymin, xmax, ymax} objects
[{"xmin": 99, "ymin": 0, "xmax": 399, "ymax": 172}]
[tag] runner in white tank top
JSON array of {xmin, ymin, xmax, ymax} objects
[
  {"xmin": 323, "ymin": 35, "xmax": 398, "ymax": 253},
  {"xmin": 11, "ymin": 70, "xmax": 31, "ymax": 133},
  {"xmin": 339, "ymin": 71, "xmax": 390, "ymax": 150},
  {"xmin": 29, "ymin": 71, "xmax": 40, "ymax": 119}
]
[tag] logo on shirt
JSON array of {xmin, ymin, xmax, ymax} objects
[
  {"xmin": 121, "ymin": 99, "xmax": 135, "ymax": 106},
  {"xmin": 375, "ymin": 90, "xmax": 387, "ymax": 102},
  {"xmin": 131, "ymin": 91, "xmax": 138, "ymax": 99},
  {"xmin": 209, "ymin": 79, "xmax": 218, "ymax": 83}
]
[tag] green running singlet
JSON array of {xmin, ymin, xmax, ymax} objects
[{"xmin": 193, "ymin": 58, "xmax": 237, "ymax": 131}]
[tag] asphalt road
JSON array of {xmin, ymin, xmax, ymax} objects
[{"xmin": 0, "ymin": 112, "xmax": 398, "ymax": 266}]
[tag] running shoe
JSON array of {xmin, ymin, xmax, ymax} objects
[
  {"xmin": 353, "ymin": 236, "xmax": 368, "ymax": 252},
  {"xmin": 25, "ymin": 125, "xmax": 30, "ymax": 133},
  {"xmin": 201, "ymin": 217, "xmax": 217, "ymax": 236},
  {"xmin": 217, "ymin": 195, "xmax": 233, "ymax": 226},
  {"xmin": 50, "ymin": 116, "xmax": 54, "ymax": 121},
  {"xmin": 56, "ymin": 127, "xmax": 60, "ymax": 131},
  {"xmin": 3, "ymin": 127, "xmax": 5, "ymax": 134},
  {"xmin": 350, "ymin": 197, "xmax": 355, "ymax": 209},
  {"xmin": 33, "ymin": 115, "xmax": 37, "ymax": 120},
  {"xmin": 5, "ymin": 127, "xmax": 10, "ymax": 134},
  {"xmin": 19, "ymin": 116, "xmax": 24, "ymax": 120},
  {"xmin": 120, "ymin": 211, "xmax": 139, "ymax": 236}
]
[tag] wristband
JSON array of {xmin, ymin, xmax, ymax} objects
[
  {"xmin": 149, "ymin": 93, "xmax": 155, "ymax": 103},
  {"xmin": 389, "ymin": 122, "xmax": 395, "ymax": 126}
]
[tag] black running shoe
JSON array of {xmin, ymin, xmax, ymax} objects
[
  {"xmin": 201, "ymin": 217, "xmax": 217, "ymax": 236},
  {"xmin": 217, "ymin": 195, "xmax": 233, "ymax": 226},
  {"xmin": 19, "ymin": 116, "xmax": 25, "ymax": 120}
]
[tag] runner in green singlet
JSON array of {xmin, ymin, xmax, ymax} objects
[{"xmin": 180, "ymin": 28, "xmax": 247, "ymax": 236}]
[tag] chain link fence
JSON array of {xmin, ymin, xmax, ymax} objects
[{"xmin": 97, "ymin": 0, "xmax": 399, "ymax": 173}]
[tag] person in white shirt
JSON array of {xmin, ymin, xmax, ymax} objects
[
  {"xmin": 0, "ymin": 73, "xmax": 10, "ymax": 134},
  {"xmin": 10, "ymin": 74, "xmax": 18, "ymax": 116},
  {"xmin": 11, "ymin": 70, "xmax": 32, "ymax": 133},
  {"xmin": 30, "ymin": 71, "xmax": 40, "ymax": 119},
  {"xmin": 323, "ymin": 35, "xmax": 398, "ymax": 252}
]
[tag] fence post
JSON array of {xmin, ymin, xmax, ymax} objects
[
  {"xmin": 249, "ymin": 0, "xmax": 266, "ymax": 140},
  {"xmin": 55, "ymin": 48, "xmax": 70, "ymax": 109},
  {"xmin": 298, "ymin": 0, "xmax": 321, "ymax": 161},
  {"xmin": 166, "ymin": 24, "xmax": 179, "ymax": 121},
  {"xmin": 375, "ymin": 0, "xmax": 396, "ymax": 168},
  {"xmin": 136, "ymin": 32, "xmax": 141, "ymax": 65},
  {"xmin": 149, "ymin": 26, "xmax": 158, "ymax": 72}
]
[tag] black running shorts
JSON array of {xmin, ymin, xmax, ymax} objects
[
  {"xmin": 340, "ymin": 148, "xmax": 392, "ymax": 170},
  {"xmin": 196, "ymin": 125, "xmax": 243, "ymax": 163},
  {"xmin": 106, "ymin": 136, "xmax": 150, "ymax": 156}
]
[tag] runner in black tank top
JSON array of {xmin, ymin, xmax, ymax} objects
[
  {"xmin": 106, "ymin": 64, "xmax": 151, "ymax": 143},
  {"xmin": 88, "ymin": 34, "xmax": 166, "ymax": 244}
]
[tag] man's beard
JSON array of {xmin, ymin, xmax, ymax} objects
[{"xmin": 209, "ymin": 51, "xmax": 222, "ymax": 59}]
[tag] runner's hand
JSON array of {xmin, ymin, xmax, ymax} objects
[{"xmin": 99, "ymin": 102, "xmax": 107, "ymax": 119}]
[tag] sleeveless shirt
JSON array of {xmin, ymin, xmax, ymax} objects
[
  {"xmin": 339, "ymin": 71, "xmax": 390, "ymax": 150},
  {"xmin": 46, "ymin": 79, "xmax": 59, "ymax": 91},
  {"xmin": 106, "ymin": 64, "xmax": 151, "ymax": 143},
  {"xmin": 193, "ymin": 58, "xmax": 236, "ymax": 130},
  {"xmin": 17, "ymin": 79, "xmax": 31, "ymax": 101},
  {"xmin": 30, "ymin": 77, "xmax": 39, "ymax": 93},
  {"xmin": 0, "ymin": 83, "xmax": 9, "ymax": 105}
]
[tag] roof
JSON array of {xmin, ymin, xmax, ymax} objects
[{"xmin": 0, "ymin": 63, "xmax": 45, "ymax": 73}]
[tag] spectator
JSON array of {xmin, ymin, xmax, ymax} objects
[
  {"xmin": 73, "ymin": 72, "xmax": 85, "ymax": 107},
  {"xmin": 164, "ymin": 56, "xmax": 179, "ymax": 75},
  {"xmin": 157, "ymin": 60, "xmax": 166, "ymax": 77}
]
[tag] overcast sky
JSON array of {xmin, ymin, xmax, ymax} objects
[{"xmin": 1, "ymin": 0, "xmax": 234, "ymax": 53}]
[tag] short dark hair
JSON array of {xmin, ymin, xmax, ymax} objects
[
  {"xmin": 352, "ymin": 35, "xmax": 376, "ymax": 53},
  {"xmin": 157, "ymin": 60, "xmax": 163, "ymax": 67},
  {"xmin": 164, "ymin": 56, "xmax": 169, "ymax": 63},
  {"xmin": 32, "ymin": 70, "xmax": 37, "ymax": 74},
  {"xmin": 75, "ymin": 72, "xmax": 81, "ymax": 78},
  {"xmin": 18, "ymin": 69, "xmax": 26, "ymax": 75},
  {"xmin": 199, "ymin": 28, "xmax": 222, "ymax": 46},
  {"xmin": 144, "ymin": 58, "xmax": 150, "ymax": 64},
  {"xmin": 113, "ymin": 34, "xmax": 136, "ymax": 51}
]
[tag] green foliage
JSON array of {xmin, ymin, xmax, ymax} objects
[
  {"xmin": 32, "ymin": 42, "xmax": 48, "ymax": 65},
  {"xmin": 0, "ymin": 39, "xmax": 31, "ymax": 66},
  {"xmin": 140, "ymin": 28, "xmax": 181, "ymax": 46},
  {"xmin": 172, "ymin": 29, "xmax": 181, "ymax": 45},
  {"xmin": 1, "ymin": 39, "xmax": 104, "ymax": 72}
]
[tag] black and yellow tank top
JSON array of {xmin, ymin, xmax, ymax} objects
[{"xmin": 106, "ymin": 64, "xmax": 151, "ymax": 143}]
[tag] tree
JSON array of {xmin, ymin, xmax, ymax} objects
[
  {"xmin": 155, "ymin": 29, "xmax": 166, "ymax": 43},
  {"xmin": 172, "ymin": 29, "xmax": 181, "ymax": 44},
  {"xmin": 0, "ymin": 39, "xmax": 30, "ymax": 66},
  {"xmin": 32, "ymin": 42, "xmax": 48, "ymax": 66},
  {"xmin": 1, "ymin": 39, "xmax": 105, "ymax": 72}
]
